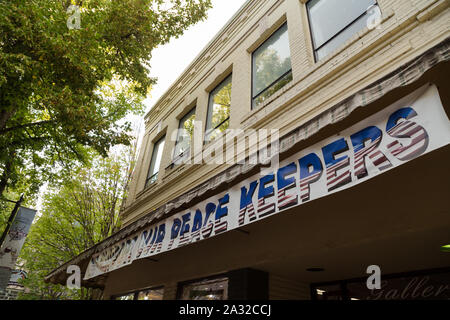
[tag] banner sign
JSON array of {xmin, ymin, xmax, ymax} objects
[
  {"xmin": 0, "ymin": 207, "xmax": 37, "ymax": 290},
  {"xmin": 84, "ymin": 84, "xmax": 450, "ymax": 280}
]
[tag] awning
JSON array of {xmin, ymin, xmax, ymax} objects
[{"xmin": 45, "ymin": 37, "xmax": 450, "ymax": 286}]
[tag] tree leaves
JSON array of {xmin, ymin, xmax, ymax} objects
[
  {"xmin": 18, "ymin": 145, "xmax": 137, "ymax": 299},
  {"xmin": 0, "ymin": 0, "xmax": 212, "ymax": 198}
]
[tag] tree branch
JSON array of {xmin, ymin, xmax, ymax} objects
[{"xmin": 0, "ymin": 120, "xmax": 55, "ymax": 135}]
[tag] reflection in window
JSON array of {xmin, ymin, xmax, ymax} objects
[
  {"xmin": 252, "ymin": 23, "xmax": 292, "ymax": 109},
  {"xmin": 173, "ymin": 108, "xmax": 196, "ymax": 164},
  {"xmin": 307, "ymin": 0, "xmax": 378, "ymax": 61},
  {"xmin": 312, "ymin": 270, "xmax": 450, "ymax": 300},
  {"xmin": 137, "ymin": 288, "xmax": 164, "ymax": 300},
  {"xmin": 180, "ymin": 277, "xmax": 228, "ymax": 300},
  {"xmin": 115, "ymin": 293, "xmax": 135, "ymax": 300},
  {"xmin": 205, "ymin": 76, "xmax": 232, "ymax": 143},
  {"xmin": 115, "ymin": 287, "xmax": 164, "ymax": 300},
  {"xmin": 146, "ymin": 136, "xmax": 165, "ymax": 187}
]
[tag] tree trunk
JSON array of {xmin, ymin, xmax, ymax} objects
[
  {"xmin": 0, "ymin": 110, "xmax": 15, "ymax": 132},
  {"xmin": 0, "ymin": 157, "xmax": 13, "ymax": 197}
]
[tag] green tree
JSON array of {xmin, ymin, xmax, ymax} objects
[
  {"xmin": 17, "ymin": 143, "xmax": 138, "ymax": 300},
  {"xmin": 0, "ymin": 0, "xmax": 212, "ymax": 198}
]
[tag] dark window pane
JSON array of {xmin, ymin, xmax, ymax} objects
[
  {"xmin": 206, "ymin": 76, "xmax": 232, "ymax": 142},
  {"xmin": 252, "ymin": 23, "xmax": 292, "ymax": 107},
  {"xmin": 137, "ymin": 288, "xmax": 164, "ymax": 300}
]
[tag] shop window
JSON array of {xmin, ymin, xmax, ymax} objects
[
  {"xmin": 180, "ymin": 277, "xmax": 229, "ymax": 300},
  {"xmin": 307, "ymin": 0, "xmax": 379, "ymax": 61},
  {"xmin": 205, "ymin": 75, "xmax": 232, "ymax": 143},
  {"xmin": 114, "ymin": 293, "xmax": 135, "ymax": 300},
  {"xmin": 312, "ymin": 268, "xmax": 450, "ymax": 300},
  {"xmin": 252, "ymin": 23, "xmax": 292, "ymax": 109},
  {"xmin": 173, "ymin": 108, "xmax": 196, "ymax": 164},
  {"xmin": 114, "ymin": 287, "xmax": 164, "ymax": 300},
  {"xmin": 145, "ymin": 136, "xmax": 165, "ymax": 187},
  {"xmin": 136, "ymin": 287, "xmax": 164, "ymax": 300}
]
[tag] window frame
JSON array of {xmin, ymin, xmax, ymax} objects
[
  {"xmin": 205, "ymin": 74, "xmax": 233, "ymax": 143},
  {"xmin": 306, "ymin": 0, "xmax": 378, "ymax": 62},
  {"xmin": 145, "ymin": 135, "xmax": 165, "ymax": 187},
  {"xmin": 251, "ymin": 22, "xmax": 292, "ymax": 109},
  {"xmin": 172, "ymin": 107, "xmax": 196, "ymax": 163}
]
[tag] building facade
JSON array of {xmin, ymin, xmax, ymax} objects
[{"xmin": 47, "ymin": 0, "xmax": 450, "ymax": 300}]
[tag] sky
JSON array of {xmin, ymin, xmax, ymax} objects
[{"xmin": 142, "ymin": 0, "xmax": 248, "ymax": 115}]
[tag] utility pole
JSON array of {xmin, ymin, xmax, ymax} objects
[{"xmin": 0, "ymin": 194, "xmax": 24, "ymax": 248}]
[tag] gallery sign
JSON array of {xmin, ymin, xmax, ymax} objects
[
  {"xmin": 315, "ymin": 269, "xmax": 450, "ymax": 300},
  {"xmin": 84, "ymin": 84, "xmax": 450, "ymax": 280}
]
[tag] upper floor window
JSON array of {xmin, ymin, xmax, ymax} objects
[
  {"xmin": 307, "ymin": 0, "xmax": 378, "ymax": 61},
  {"xmin": 252, "ymin": 23, "xmax": 292, "ymax": 109},
  {"xmin": 146, "ymin": 135, "xmax": 165, "ymax": 187},
  {"xmin": 173, "ymin": 108, "xmax": 196, "ymax": 164},
  {"xmin": 205, "ymin": 75, "xmax": 232, "ymax": 142}
]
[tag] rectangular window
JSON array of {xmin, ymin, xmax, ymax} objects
[
  {"xmin": 252, "ymin": 23, "xmax": 292, "ymax": 109},
  {"xmin": 114, "ymin": 287, "xmax": 164, "ymax": 300},
  {"xmin": 114, "ymin": 293, "xmax": 135, "ymax": 300},
  {"xmin": 307, "ymin": 0, "xmax": 378, "ymax": 61},
  {"xmin": 136, "ymin": 287, "xmax": 164, "ymax": 300},
  {"xmin": 173, "ymin": 108, "xmax": 196, "ymax": 164},
  {"xmin": 180, "ymin": 277, "xmax": 229, "ymax": 300},
  {"xmin": 146, "ymin": 136, "xmax": 165, "ymax": 187},
  {"xmin": 205, "ymin": 75, "xmax": 232, "ymax": 143}
]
